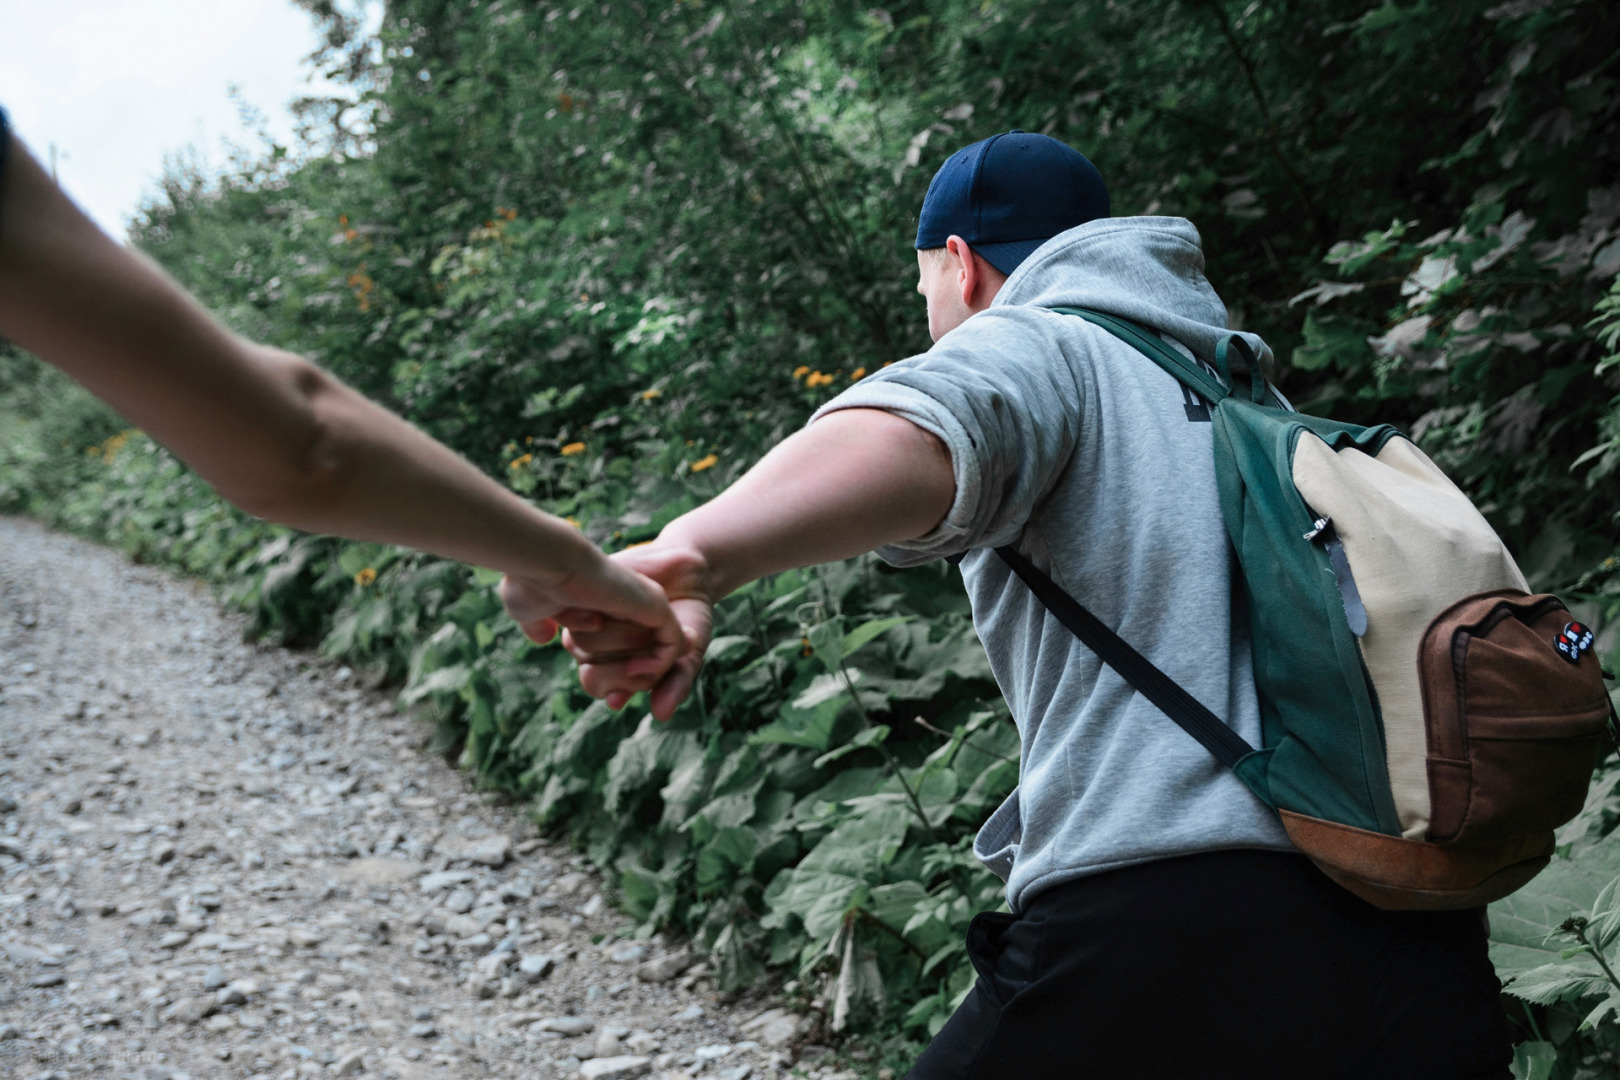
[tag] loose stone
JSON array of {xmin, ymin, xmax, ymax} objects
[
  {"xmin": 535, "ymin": 1015, "xmax": 595, "ymax": 1036},
  {"xmin": 517, "ymin": 953, "xmax": 555, "ymax": 982},
  {"xmin": 633, "ymin": 950, "xmax": 693, "ymax": 984}
]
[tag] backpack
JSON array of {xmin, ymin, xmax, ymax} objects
[{"xmin": 993, "ymin": 306, "xmax": 1616, "ymax": 910}]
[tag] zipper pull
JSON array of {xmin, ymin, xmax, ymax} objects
[{"xmin": 1303, "ymin": 515, "xmax": 1369, "ymax": 638}]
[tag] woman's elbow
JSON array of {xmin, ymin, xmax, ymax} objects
[{"xmin": 209, "ymin": 355, "xmax": 352, "ymax": 525}]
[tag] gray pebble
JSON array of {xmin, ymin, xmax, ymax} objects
[{"xmin": 534, "ymin": 1015, "xmax": 594, "ymax": 1036}]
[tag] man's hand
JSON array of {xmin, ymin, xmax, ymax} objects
[
  {"xmin": 558, "ymin": 544, "xmax": 717, "ymax": 720},
  {"xmin": 499, "ymin": 555, "xmax": 689, "ymax": 694}
]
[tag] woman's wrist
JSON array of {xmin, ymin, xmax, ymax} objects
[{"xmin": 510, "ymin": 512, "xmax": 605, "ymax": 586}]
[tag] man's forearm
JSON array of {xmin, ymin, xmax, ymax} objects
[{"xmin": 656, "ymin": 408, "xmax": 956, "ymax": 598}]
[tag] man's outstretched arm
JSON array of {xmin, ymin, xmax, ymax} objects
[{"xmin": 548, "ymin": 407, "xmax": 956, "ymax": 718}]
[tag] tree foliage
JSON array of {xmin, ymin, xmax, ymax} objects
[{"xmin": 4, "ymin": 0, "xmax": 1619, "ymax": 1066}]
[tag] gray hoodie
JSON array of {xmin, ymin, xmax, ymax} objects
[{"xmin": 813, "ymin": 216, "xmax": 1293, "ymax": 912}]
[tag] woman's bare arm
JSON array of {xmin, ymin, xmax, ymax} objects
[{"xmin": 0, "ymin": 127, "xmax": 679, "ymax": 655}]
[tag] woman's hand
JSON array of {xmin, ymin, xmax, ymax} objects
[{"xmin": 499, "ymin": 551, "xmax": 692, "ymax": 697}]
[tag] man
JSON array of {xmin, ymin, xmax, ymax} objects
[{"xmin": 511, "ymin": 133, "xmax": 1512, "ymax": 1077}]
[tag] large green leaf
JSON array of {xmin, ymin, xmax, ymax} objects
[
  {"xmin": 764, "ymin": 862, "xmax": 866, "ymax": 937},
  {"xmin": 866, "ymin": 880, "xmax": 930, "ymax": 940},
  {"xmin": 750, "ymin": 697, "xmax": 845, "ymax": 752},
  {"xmin": 813, "ymin": 724, "xmax": 890, "ymax": 769},
  {"xmin": 841, "ymin": 616, "xmax": 912, "ymax": 659},
  {"xmin": 807, "ymin": 616, "xmax": 846, "ymax": 669},
  {"xmin": 696, "ymin": 826, "xmax": 758, "ymax": 894},
  {"xmin": 1510, "ymin": 1040, "xmax": 1557, "ymax": 1080},
  {"xmin": 399, "ymin": 661, "xmax": 470, "ymax": 705},
  {"xmin": 1490, "ymin": 830, "xmax": 1620, "ymax": 983},
  {"xmin": 796, "ymin": 804, "xmax": 912, "ymax": 880}
]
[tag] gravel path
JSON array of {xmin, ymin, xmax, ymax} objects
[{"xmin": 0, "ymin": 517, "xmax": 835, "ymax": 1080}]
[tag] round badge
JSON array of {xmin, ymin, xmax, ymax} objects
[{"xmin": 1556, "ymin": 621, "xmax": 1595, "ymax": 664}]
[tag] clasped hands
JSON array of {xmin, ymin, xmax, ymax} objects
[{"xmin": 500, "ymin": 541, "xmax": 716, "ymax": 720}]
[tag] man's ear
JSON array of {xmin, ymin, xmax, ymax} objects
[{"xmin": 945, "ymin": 235, "xmax": 980, "ymax": 308}]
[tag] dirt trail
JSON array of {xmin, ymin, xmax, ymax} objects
[{"xmin": 0, "ymin": 517, "xmax": 830, "ymax": 1080}]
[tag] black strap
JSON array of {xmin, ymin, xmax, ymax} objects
[{"xmin": 994, "ymin": 544, "xmax": 1256, "ymax": 770}]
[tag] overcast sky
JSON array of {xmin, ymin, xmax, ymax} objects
[{"xmin": 0, "ymin": 0, "xmax": 380, "ymax": 239}]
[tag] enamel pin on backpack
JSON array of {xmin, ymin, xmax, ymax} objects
[{"xmin": 994, "ymin": 307, "xmax": 1617, "ymax": 910}]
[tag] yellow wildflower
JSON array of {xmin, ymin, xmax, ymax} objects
[
  {"xmin": 508, "ymin": 453, "xmax": 533, "ymax": 469},
  {"xmin": 805, "ymin": 371, "xmax": 835, "ymax": 388},
  {"xmin": 792, "ymin": 365, "xmax": 811, "ymax": 379},
  {"xmin": 850, "ymin": 367, "xmax": 867, "ymax": 381},
  {"xmin": 690, "ymin": 453, "xmax": 719, "ymax": 473},
  {"xmin": 99, "ymin": 430, "xmax": 133, "ymax": 464},
  {"xmin": 560, "ymin": 442, "xmax": 587, "ymax": 456},
  {"xmin": 354, "ymin": 567, "xmax": 377, "ymax": 587},
  {"xmin": 640, "ymin": 387, "xmax": 663, "ymax": 401},
  {"xmin": 348, "ymin": 265, "xmax": 374, "ymax": 312},
  {"xmin": 567, "ymin": 516, "xmax": 582, "ymax": 529}
]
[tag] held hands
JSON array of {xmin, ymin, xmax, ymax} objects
[
  {"xmin": 498, "ymin": 547, "xmax": 696, "ymax": 703},
  {"xmin": 505, "ymin": 542, "xmax": 715, "ymax": 720}
]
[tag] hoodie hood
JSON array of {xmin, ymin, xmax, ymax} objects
[{"xmin": 993, "ymin": 216, "xmax": 1273, "ymax": 370}]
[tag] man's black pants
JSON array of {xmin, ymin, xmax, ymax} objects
[{"xmin": 907, "ymin": 850, "xmax": 1514, "ymax": 1079}]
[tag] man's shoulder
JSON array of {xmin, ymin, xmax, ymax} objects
[{"xmin": 932, "ymin": 303, "xmax": 1097, "ymax": 358}]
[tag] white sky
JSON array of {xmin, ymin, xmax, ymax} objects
[{"xmin": 0, "ymin": 0, "xmax": 379, "ymax": 239}]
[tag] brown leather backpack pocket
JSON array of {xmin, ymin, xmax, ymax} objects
[{"xmin": 1419, "ymin": 590, "xmax": 1611, "ymax": 847}]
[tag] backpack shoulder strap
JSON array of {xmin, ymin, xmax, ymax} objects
[
  {"xmin": 1051, "ymin": 306, "xmax": 1229, "ymax": 403},
  {"xmin": 993, "ymin": 544, "xmax": 1257, "ymax": 772},
  {"xmin": 1052, "ymin": 306, "xmax": 1284, "ymax": 410}
]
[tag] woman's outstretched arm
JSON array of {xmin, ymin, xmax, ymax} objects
[{"xmin": 0, "ymin": 122, "xmax": 678, "ymax": 657}]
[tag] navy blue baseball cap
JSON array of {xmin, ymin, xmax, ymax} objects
[{"xmin": 915, "ymin": 131, "xmax": 1110, "ymax": 275}]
